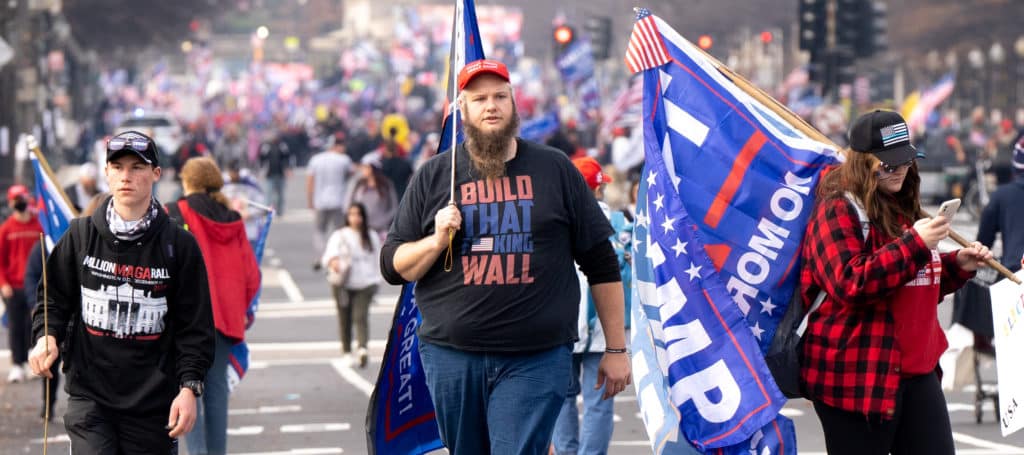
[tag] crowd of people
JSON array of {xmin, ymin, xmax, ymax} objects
[{"xmin": 2, "ymin": 39, "xmax": 1024, "ymax": 453}]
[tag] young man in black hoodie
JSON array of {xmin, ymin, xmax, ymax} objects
[{"xmin": 27, "ymin": 130, "xmax": 214, "ymax": 453}]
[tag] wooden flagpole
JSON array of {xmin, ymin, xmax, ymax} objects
[{"xmin": 687, "ymin": 44, "xmax": 1020, "ymax": 284}]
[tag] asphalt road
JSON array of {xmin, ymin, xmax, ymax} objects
[{"xmin": 1, "ymin": 171, "xmax": 1022, "ymax": 454}]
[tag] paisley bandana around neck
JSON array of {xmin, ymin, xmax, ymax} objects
[{"xmin": 106, "ymin": 197, "xmax": 160, "ymax": 241}]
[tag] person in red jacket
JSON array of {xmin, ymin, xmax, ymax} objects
[
  {"xmin": 799, "ymin": 110, "xmax": 993, "ymax": 455},
  {"xmin": 167, "ymin": 156, "xmax": 261, "ymax": 455},
  {"xmin": 1, "ymin": 184, "xmax": 43, "ymax": 383}
]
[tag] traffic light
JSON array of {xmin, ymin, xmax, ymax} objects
[
  {"xmin": 834, "ymin": 0, "xmax": 865, "ymax": 49},
  {"xmin": 585, "ymin": 16, "xmax": 613, "ymax": 61},
  {"xmin": 553, "ymin": 24, "xmax": 576, "ymax": 54},
  {"xmin": 697, "ymin": 35, "xmax": 713, "ymax": 50},
  {"xmin": 857, "ymin": 1, "xmax": 888, "ymax": 58},
  {"xmin": 798, "ymin": 0, "xmax": 826, "ymax": 52}
]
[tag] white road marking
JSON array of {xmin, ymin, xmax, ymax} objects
[
  {"xmin": 30, "ymin": 434, "xmax": 70, "ymax": 444},
  {"xmin": 953, "ymin": 432, "xmax": 1024, "ymax": 452},
  {"xmin": 248, "ymin": 341, "xmax": 385, "ymax": 352},
  {"xmin": 227, "ymin": 426, "xmax": 265, "ymax": 436},
  {"xmin": 276, "ymin": 269, "xmax": 304, "ymax": 303},
  {"xmin": 280, "ymin": 423, "xmax": 351, "ymax": 433},
  {"xmin": 229, "ymin": 405, "xmax": 302, "ymax": 416},
  {"xmin": 231, "ymin": 448, "xmax": 343, "ymax": 455},
  {"xmin": 331, "ymin": 359, "xmax": 374, "ymax": 397}
]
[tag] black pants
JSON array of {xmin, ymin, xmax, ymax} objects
[
  {"xmin": 6, "ymin": 288, "xmax": 30, "ymax": 364},
  {"xmin": 813, "ymin": 372, "xmax": 955, "ymax": 455},
  {"xmin": 65, "ymin": 396, "xmax": 178, "ymax": 454}
]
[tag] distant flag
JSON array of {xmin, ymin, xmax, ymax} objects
[
  {"xmin": 436, "ymin": 0, "xmax": 485, "ymax": 154},
  {"xmin": 907, "ymin": 72, "xmax": 955, "ymax": 134},
  {"xmin": 29, "ymin": 147, "xmax": 78, "ymax": 252},
  {"xmin": 227, "ymin": 209, "xmax": 274, "ymax": 391},
  {"xmin": 627, "ymin": 9, "xmax": 839, "ymax": 454},
  {"xmin": 600, "ymin": 75, "xmax": 644, "ymax": 138},
  {"xmin": 368, "ymin": 1, "xmax": 486, "ymax": 453}
]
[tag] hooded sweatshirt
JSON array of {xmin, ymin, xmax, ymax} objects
[
  {"xmin": 167, "ymin": 194, "xmax": 261, "ymax": 341},
  {"xmin": 32, "ymin": 197, "xmax": 214, "ymax": 415}
]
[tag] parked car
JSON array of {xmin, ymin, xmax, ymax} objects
[{"xmin": 114, "ymin": 110, "xmax": 182, "ymax": 158}]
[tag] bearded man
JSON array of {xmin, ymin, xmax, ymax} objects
[{"xmin": 380, "ymin": 59, "xmax": 631, "ymax": 455}]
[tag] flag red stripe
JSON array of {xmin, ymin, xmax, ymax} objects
[{"xmin": 704, "ymin": 131, "xmax": 767, "ymax": 229}]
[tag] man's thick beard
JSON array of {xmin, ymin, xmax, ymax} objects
[{"xmin": 464, "ymin": 105, "xmax": 520, "ymax": 181}]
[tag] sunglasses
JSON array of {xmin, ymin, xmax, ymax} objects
[
  {"xmin": 879, "ymin": 158, "xmax": 915, "ymax": 173},
  {"xmin": 107, "ymin": 137, "xmax": 152, "ymax": 153}
]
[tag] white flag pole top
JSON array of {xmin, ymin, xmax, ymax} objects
[{"xmin": 448, "ymin": 0, "xmax": 464, "ymax": 204}]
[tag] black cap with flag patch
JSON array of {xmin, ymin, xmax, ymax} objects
[{"xmin": 848, "ymin": 110, "xmax": 917, "ymax": 168}]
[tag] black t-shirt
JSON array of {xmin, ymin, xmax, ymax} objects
[{"xmin": 385, "ymin": 138, "xmax": 613, "ymax": 351}]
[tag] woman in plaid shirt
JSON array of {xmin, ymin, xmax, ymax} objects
[{"xmin": 799, "ymin": 111, "xmax": 993, "ymax": 455}]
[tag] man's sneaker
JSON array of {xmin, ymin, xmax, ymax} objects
[
  {"xmin": 6, "ymin": 364, "xmax": 26, "ymax": 383},
  {"xmin": 358, "ymin": 348, "xmax": 368, "ymax": 369},
  {"xmin": 312, "ymin": 261, "xmax": 322, "ymax": 272}
]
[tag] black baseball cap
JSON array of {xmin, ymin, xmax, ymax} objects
[
  {"xmin": 848, "ymin": 110, "xmax": 916, "ymax": 167},
  {"xmin": 106, "ymin": 131, "xmax": 159, "ymax": 166}
]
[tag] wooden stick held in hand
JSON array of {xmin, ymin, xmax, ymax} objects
[{"xmin": 40, "ymin": 233, "xmax": 50, "ymax": 454}]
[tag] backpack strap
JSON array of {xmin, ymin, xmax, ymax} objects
[{"xmin": 797, "ymin": 193, "xmax": 870, "ymax": 336}]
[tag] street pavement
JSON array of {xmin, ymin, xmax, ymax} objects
[{"xmin": 2, "ymin": 171, "xmax": 1023, "ymax": 454}]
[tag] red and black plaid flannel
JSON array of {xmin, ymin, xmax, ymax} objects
[{"xmin": 798, "ymin": 196, "xmax": 974, "ymax": 418}]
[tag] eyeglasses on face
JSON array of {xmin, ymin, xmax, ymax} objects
[
  {"xmin": 879, "ymin": 159, "xmax": 915, "ymax": 173},
  {"xmin": 107, "ymin": 137, "xmax": 152, "ymax": 153}
]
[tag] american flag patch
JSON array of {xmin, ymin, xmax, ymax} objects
[
  {"xmin": 625, "ymin": 8, "xmax": 671, "ymax": 74},
  {"xmin": 471, "ymin": 237, "xmax": 494, "ymax": 252},
  {"xmin": 880, "ymin": 123, "xmax": 909, "ymax": 146}
]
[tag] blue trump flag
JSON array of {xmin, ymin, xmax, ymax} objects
[
  {"xmin": 29, "ymin": 150, "xmax": 77, "ymax": 252},
  {"xmin": 228, "ymin": 210, "xmax": 274, "ymax": 391},
  {"xmin": 368, "ymin": 1, "xmax": 486, "ymax": 453},
  {"xmin": 436, "ymin": 0, "xmax": 485, "ymax": 154},
  {"xmin": 626, "ymin": 8, "xmax": 838, "ymax": 454}
]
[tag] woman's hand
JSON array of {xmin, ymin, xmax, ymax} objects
[
  {"xmin": 327, "ymin": 257, "xmax": 340, "ymax": 273},
  {"xmin": 912, "ymin": 216, "xmax": 950, "ymax": 250},
  {"xmin": 956, "ymin": 241, "xmax": 993, "ymax": 272}
]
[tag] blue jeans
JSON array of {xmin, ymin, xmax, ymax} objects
[
  {"xmin": 185, "ymin": 332, "xmax": 232, "ymax": 455},
  {"xmin": 552, "ymin": 353, "xmax": 614, "ymax": 455},
  {"xmin": 266, "ymin": 175, "xmax": 286, "ymax": 214},
  {"xmin": 419, "ymin": 341, "xmax": 572, "ymax": 455}
]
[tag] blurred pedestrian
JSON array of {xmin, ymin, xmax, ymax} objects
[
  {"xmin": 1, "ymin": 184, "xmax": 43, "ymax": 384},
  {"xmin": 320, "ymin": 202, "xmax": 382, "ymax": 368},
  {"xmin": 373, "ymin": 127, "xmax": 414, "ymax": 199},
  {"xmin": 345, "ymin": 154, "xmax": 398, "ymax": 234},
  {"xmin": 215, "ymin": 124, "xmax": 247, "ymax": 170},
  {"xmin": 222, "ymin": 160, "xmax": 269, "ymax": 243},
  {"xmin": 307, "ymin": 132, "xmax": 356, "ymax": 270},
  {"xmin": 167, "ymin": 156, "xmax": 261, "ymax": 455},
  {"xmin": 799, "ymin": 111, "xmax": 991, "ymax": 455},
  {"xmin": 380, "ymin": 59, "xmax": 630, "ymax": 454},
  {"xmin": 63, "ymin": 162, "xmax": 101, "ymax": 213},
  {"xmin": 28, "ymin": 131, "xmax": 214, "ymax": 452},
  {"xmin": 553, "ymin": 157, "xmax": 632, "ymax": 455},
  {"xmin": 259, "ymin": 131, "xmax": 294, "ymax": 214}
]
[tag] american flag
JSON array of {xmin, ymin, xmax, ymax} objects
[
  {"xmin": 625, "ymin": 8, "xmax": 671, "ymax": 74},
  {"xmin": 470, "ymin": 237, "xmax": 494, "ymax": 252},
  {"xmin": 880, "ymin": 122, "xmax": 909, "ymax": 146},
  {"xmin": 600, "ymin": 75, "xmax": 644, "ymax": 138},
  {"xmin": 907, "ymin": 73, "xmax": 956, "ymax": 134}
]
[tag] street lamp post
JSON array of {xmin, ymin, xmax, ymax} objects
[{"xmin": 989, "ymin": 42, "xmax": 1006, "ymax": 112}]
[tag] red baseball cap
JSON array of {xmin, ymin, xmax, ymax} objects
[
  {"xmin": 457, "ymin": 59, "xmax": 510, "ymax": 91},
  {"xmin": 572, "ymin": 157, "xmax": 612, "ymax": 190},
  {"xmin": 6, "ymin": 184, "xmax": 29, "ymax": 202}
]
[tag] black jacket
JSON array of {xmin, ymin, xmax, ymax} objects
[
  {"xmin": 32, "ymin": 197, "xmax": 214, "ymax": 415},
  {"xmin": 978, "ymin": 177, "xmax": 1024, "ymax": 271}
]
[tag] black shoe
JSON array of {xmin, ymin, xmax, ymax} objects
[
  {"xmin": 40, "ymin": 408, "xmax": 54, "ymax": 422},
  {"xmin": 312, "ymin": 261, "xmax": 322, "ymax": 271}
]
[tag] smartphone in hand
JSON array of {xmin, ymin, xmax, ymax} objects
[{"xmin": 936, "ymin": 198, "xmax": 961, "ymax": 220}]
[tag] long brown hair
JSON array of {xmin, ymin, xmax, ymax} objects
[
  {"xmin": 815, "ymin": 148, "xmax": 921, "ymax": 238},
  {"xmin": 180, "ymin": 157, "xmax": 231, "ymax": 208}
]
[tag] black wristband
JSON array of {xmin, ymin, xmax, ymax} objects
[{"xmin": 605, "ymin": 347, "xmax": 628, "ymax": 354}]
